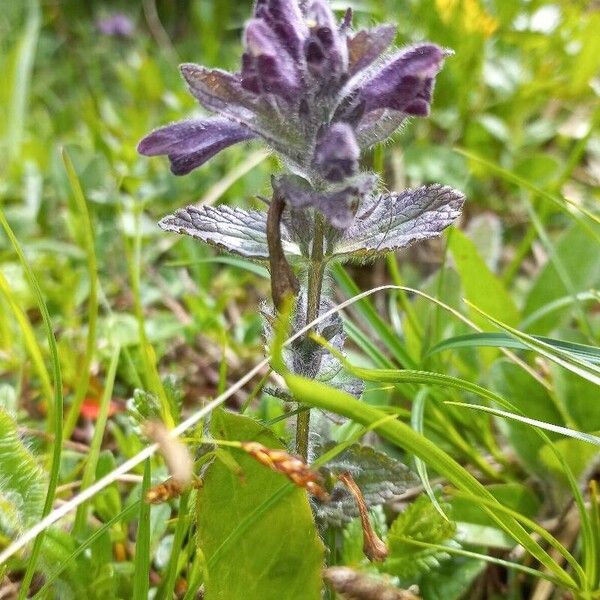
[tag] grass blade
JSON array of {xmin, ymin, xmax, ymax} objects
[
  {"xmin": 466, "ymin": 301, "xmax": 600, "ymax": 386},
  {"xmin": 132, "ymin": 460, "xmax": 151, "ymax": 600},
  {"xmin": 0, "ymin": 208, "xmax": 64, "ymax": 599},
  {"xmin": 73, "ymin": 346, "xmax": 121, "ymax": 536},
  {"xmin": 427, "ymin": 332, "xmax": 600, "ymax": 366},
  {"xmin": 62, "ymin": 149, "xmax": 99, "ymax": 440}
]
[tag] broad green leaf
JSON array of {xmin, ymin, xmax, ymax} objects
[
  {"xmin": 524, "ymin": 224, "xmax": 600, "ymax": 334},
  {"xmin": 198, "ymin": 409, "xmax": 324, "ymax": 600},
  {"xmin": 489, "ymin": 360, "xmax": 563, "ymax": 477},
  {"xmin": 539, "ymin": 439, "xmax": 599, "ymax": 489},
  {"xmin": 0, "ymin": 409, "xmax": 46, "ymax": 536},
  {"xmin": 449, "ymin": 228, "xmax": 520, "ymax": 327},
  {"xmin": 381, "ymin": 495, "xmax": 456, "ymax": 579},
  {"xmin": 553, "ymin": 366, "xmax": 600, "ymax": 432}
]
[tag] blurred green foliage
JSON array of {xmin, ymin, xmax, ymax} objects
[{"xmin": 0, "ymin": 0, "xmax": 598, "ymax": 598}]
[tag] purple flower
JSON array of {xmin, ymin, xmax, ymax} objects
[
  {"xmin": 313, "ymin": 123, "xmax": 359, "ymax": 182},
  {"xmin": 138, "ymin": 118, "xmax": 256, "ymax": 175},
  {"xmin": 97, "ymin": 13, "xmax": 134, "ymax": 38},
  {"xmin": 359, "ymin": 44, "xmax": 449, "ymax": 116},
  {"xmin": 139, "ymin": 0, "xmax": 452, "ymax": 228}
]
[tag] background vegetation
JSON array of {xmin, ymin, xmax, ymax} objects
[{"xmin": 0, "ymin": 0, "xmax": 598, "ymax": 598}]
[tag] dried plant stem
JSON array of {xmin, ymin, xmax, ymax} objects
[
  {"xmin": 267, "ymin": 188, "xmax": 299, "ymax": 310},
  {"xmin": 296, "ymin": 212, "xmax": 326, "ymax": 460}
]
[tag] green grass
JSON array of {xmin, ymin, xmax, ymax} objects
[{"xmin": 0, "ymin": 0, "xmax": 598, "ymax": 598}]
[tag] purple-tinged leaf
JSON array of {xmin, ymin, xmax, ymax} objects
[
  {"xmin": 180, "ymin": 64, "xmax": 261, "ymax": 122},
  {"xmin": 313, "ymin": 123, "xmax": 359, "ymax": 182},
  {"xmin": 360, "ymin": 44, "xmax": 448, "ymax": 116},
  {"xmin": 334, "ymin": 184, "xmax": 464, "ymax": 257},
  {"xmin": 158, "ymin": 205, "xmax": 301, "ymax": 259},
  {"xmin": 138, "ymin": 117, "xmax": 256, "ymax": 175},
  {"xmin": 347, "ymin": 24, "xmax": 397, "ymax": 75}
]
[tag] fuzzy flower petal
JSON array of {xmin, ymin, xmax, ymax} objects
[
  {"xmin": 313, "ymin": 123, "xmax": 359, "ymax": 182},
  {"xmin": 253, "ymin": 0, "xmax": 308, "ymax": 60},
  {"xmin": 242, "ymin": 18, "xmax": 303, "ymax": 100},
  {"xmin": 304, "ymin": 0, "xmax": 348, "ymax": 82},
  {"xmin": 137, "ymin": 117, "xmax": 256, "ymax": 175},
  {"xmin": 360, "ymin": 44, "xmax": 448, "ymax": 116}
]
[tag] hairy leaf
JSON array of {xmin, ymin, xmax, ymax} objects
[
  {"xmin": 265, "ymin": 293, "xmax": 364, "ymax": 398},
  {"xmin": 159, "ymin": 205, "xmax": 301, "ymax": 259},
  {"xmin": 381, "ymin": 495, "xmax": 456, "ymax": 579},
  {"xmin": 197, "ymin": 409, "xmax": 324, "ymax": 600},
  {"xmin": 315, "ymin": 443, "xmax": 419, "ymax": 526},
  {"xmin": 0, "ymin": 409, "xmax": 46, "ymax": 535},
  {"xmin": 334, "ymin": 185, "xmax": 464, "ymax": 258}
]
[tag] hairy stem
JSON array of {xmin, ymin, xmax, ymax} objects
[{"xmin": 296, "ymin": 212, "xmax": 326, "ymax": 460}]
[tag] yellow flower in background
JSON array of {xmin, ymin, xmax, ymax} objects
[{"xmin": 436, "ymin": 0, "xmax": 498, "ymax": 37}]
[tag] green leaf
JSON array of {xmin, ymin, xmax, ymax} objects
[
  {"xmin": 382, "ymin": 496, "xmax": 456, "ymax": 579},
  {"xmin": 469, "ymin": 302, "xmax": 600, "ymax": 386},
  {"xmin": 427, "ymin": 332, "xmax": 600, "ymax": 365},
  {"xmin": 554, "ymin": 366, "xmax": 600, "ymax": 432},
  {"xmin": 489, "ymin": 360, "xmax": 563, "ymax": 477},
  {"xmin": 524, "ymin": 224, "xmax": 600, "ymax": 334},
  {"xmin": 0, "ymin": 409, "xmax": 46, "ymax": 536},
  {"xmin": 539, "ymin": 439, "xmax": 600, "ymax": 489},
  {"xmin": 419, "ymin": 557, "xmax": 485, "ymax": 600},
  {"xmin": 198, "ymin": 409, "xmax": 324, "ymax": 600},
  {"xmin": 449, "ymin": 228, "xmax": 520, "ymax": 327},
  {"xmin": 315, "ymin": 442, "xmax": 419, "ymax": 526}
]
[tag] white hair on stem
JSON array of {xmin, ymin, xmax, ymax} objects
[{"xmin": 0, "ymin": 284, "xmax": 544, "ymax": 565}]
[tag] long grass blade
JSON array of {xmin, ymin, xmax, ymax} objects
[
  {"xmin": 132, "ymin": 460, "xmax": 151, "ymax": 600},
  {"xmin": 0, "ymin": 208, "xmax": 64, "ymax": 599},
  {"xmin": 62, "ymin": 149, "xmax": 99, "ymax": 440},
  {"xmin": 73, "ymin": 346, "xmax": 121, "ymax": 536}
]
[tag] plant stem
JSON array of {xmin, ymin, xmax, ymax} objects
[
  {"xmin": 296, "ymin": 212, "xmax": 326, "ymax": 460},
  {"xmin": 267, "ymin": 187, "xmax": 299, "ymax": 309}
]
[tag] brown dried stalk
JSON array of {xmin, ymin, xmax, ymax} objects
[
  {"xmin": 324, "ymin": 567, "xmax": 420, "ymax": 600},
  {"xmin": 339, "ymin": 471, "xmax": 388, "ymax": 562},
  {"xmin": 266, "ymin": 186, "xmax": 299, "ymax": 310},
  {"xmin": 241, "ymin": 441, "xmax": 329, "ymax": 501}
]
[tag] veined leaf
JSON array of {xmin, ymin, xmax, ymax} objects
[
  {"xmin": 0, "ymin": 409, "xmax": 46, "ymax": 536},
  {"xmin": 198, "ymin": 409, "xmax": 324, "ymax": 600},
  {"xmin": 159, "ymin": 205, "xmax": 301, "ymax": 259},
  {"xmin": 381, "ymin": 495, "xmax": 456, "ymax": 579},
  {"xmin": 333, "ymin": 185, "xmax": 464, "ymax": 258},
  {"xmin": 315, "ymin": 442, "xmax": 419, "ymax": 526}
]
